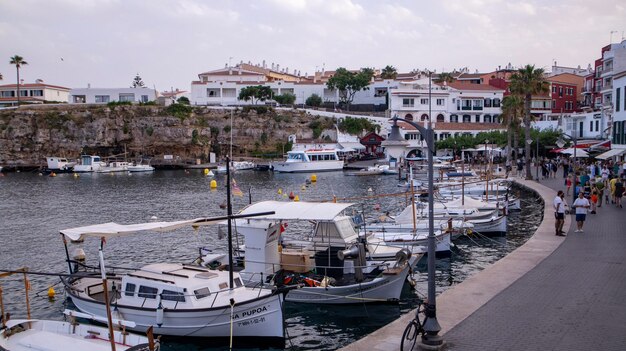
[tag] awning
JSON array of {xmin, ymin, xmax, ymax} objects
[
  {"xmin": 596, "ymin": 148, "xmax": 626, "ymax": 160},
  {"xmin": 560, "ymin": 148, "xmax": 589, "ymax": 158},
  {"xmin": 339, "ymin": 142, "xmax": 366, "ymax": 151},
  {"xmin": 238, "ymin": 201, "xmax": 354, "ymax": 221}
]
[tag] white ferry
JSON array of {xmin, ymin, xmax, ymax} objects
[{"xmin": 272, "ymin": 149, "xmax": 344, "ymax": 173}]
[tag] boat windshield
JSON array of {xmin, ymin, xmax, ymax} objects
[
  {"xmin": 81, "ymin": 156, "xmax": 92, "ymax": 165},
  {"xmin": 287, "ymin": 153, "xmax": 305, "ymax": 161}
]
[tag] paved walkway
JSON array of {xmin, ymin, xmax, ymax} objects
[{"xmin": 444, "ymin": 176, "xmax": 626, "ymax": 350}]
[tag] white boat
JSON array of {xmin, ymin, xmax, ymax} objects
[
  {"xmin": 127, "ymin": 162, "xmax": 155, "ymax": 172},
  {"xmin": 96, "ymin": 161, "xmax": 131, "ymax": 173},
  {"xmin": 59, "ymin": 217, "xmax": 285, "ymax": 341},
  {"xmin": 271, "ymin": 149, "xmax": 344, "ymax": 173},
  {"xmin": 45, "ymin": 156, "xmax": 76, "ymax": 173},
  {"xmin": 0, "ymin": 311, "xmax": 154, "ymax": 351},
  {"xmin": 73, "ymin": 155, "xmax": 107, "ymax": 173},
  {"xmin": 223, "ymin": 201, "xmax": 420, "ymax": 304},
  {"xmin": 215, "ymin": 161, "xmax": 256, "ymax": 173},
  {"xmin": 368, "ymin": 230, "xmax": 452, "ymax": 254}
]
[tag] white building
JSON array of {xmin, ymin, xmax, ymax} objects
[
  {"xmin": 612, "ymin": 69, "xmax": 626, "ymax": 150},
  {"xmin": 0, "ymin": 81, "xmax": 70, "ymax": 107},
  {"xmin": 69, "ymin": 87, "xmax": 158, "ymax": 104}
]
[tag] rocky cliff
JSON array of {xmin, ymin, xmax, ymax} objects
[{"xmin": 0, "ymin": 104, "xmax": 336, "ymax": 166}]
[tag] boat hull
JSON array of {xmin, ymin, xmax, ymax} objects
[
  {"xmin": 471, "ymin": 215, "xmax": 507, "ymax": 235},
  {"xmin": 68, "ymin": 290, "xmax": 285, "ymax": 338},
  {"xmin": 272, "ymin": 160, "xmax": 344, "ymax": 173}
]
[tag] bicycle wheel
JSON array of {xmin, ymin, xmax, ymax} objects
[{"xmin": 400, "ymin": 320, "xmax": 420, "ymax": 351}]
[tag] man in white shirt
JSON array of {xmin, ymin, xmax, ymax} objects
[
  {"xmin": 572, "ymin": 191, "xmax": 591, "ymax": 233},
  {"xmin": 553, "ymin": 190, "xmax": 567, "ymax": 236}
]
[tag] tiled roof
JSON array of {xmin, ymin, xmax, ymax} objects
[
  {"xmin": 0, "ymin": 83, "xmax": 70, "ymax": 90},
  {"xmin": 444, "ymin": 82, "xmax": 504, "ymax": 92},
  {"xmin": 457, "ymin": 73, "xmax": 485, "ymax": 79},
  {"xmin": 198, "ymin": 68, "xmax": 265, "ymax": 76},
  {"xmin": 398, "ymin": 122, "xmax": 505, "ymax": 131}
]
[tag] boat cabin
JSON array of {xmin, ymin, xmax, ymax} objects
[{"xmin": 286, "ymin": 150, "xmax": 339, "ymax": 162}]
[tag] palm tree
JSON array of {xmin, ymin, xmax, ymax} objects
[
  {"xmin": 380, "ymin": 65, "xmax": 397, "ymax": 79},
  {"xmin": 434, "ymin": 72, "xmax": 454, "ymax": 84},
  {"xmin": 509, "ymin": 64, "xmax": 549, "ymax": 180},
  {"xmin": 501, "ymin": 94, "xmax": 524, "ymax": 162},
  {"xmin": 9, "ymin": 55, "xmax": 28, "ymax": 106}
]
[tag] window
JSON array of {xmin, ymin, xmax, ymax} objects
[
  {"xmin": 461, "ymin": 100, "xmax": 471, "ymax": 110},
  {"xmin": 194, "ymin": 287, "xmax": 211, "ymax": 299},
  {"xmin": 31, "ymin": 90, "xmax": 43, "ymax": 97},
  {"xmin": 579, "ymin": 121, "xmax": 584, "ymax": 138},
  {"xmin": 484, "ymin": 98, "xmax": 492, "ymax": 107},
  {"xmin": 421, "ymin": 114, "xmax": 429, "ymax": 121},
  {"xmin": 374, "ymin": 88, "xmax": 387, "ymax": 97},
  {"xmin": 493, "ymin": 98, "xmax": 501, "ymax": 107},
  {"xmin": 138, "ymin": 286, "xmax": 158, "ymax": 299},
  {"xmin": 450, "ymin": 114, "xmax": 458, "ymax": 122},
  {"xmin": 436, "ymin": 98, "xmax": 445, "ymax": 106},
  {"xmin": 475, "ymin": 115, "xmax": 480, "ymax": 123},
  {"xmin": 463, "ymin": 115, "xmax": 471, "ymax": 123},
  {"xmin": 595, "ymin": 120, "xmax": 599, "ymax": 132},
  {"xmin": 590, "ymin": 121, "xmax": 593, "ymax": 132},
  {"xmin": 162, "ymin": 289, "xmax": 185, "ymax": 302},
  {"xmin": 472, "ymin": 99, "xmax": 483, "ymax": 110},
  {"xmin": 552, "ymin": 100, "xmax": 556, "ymax": 109},
  {"xmin": 125, "ymin": 283, "xmax": 136, "ymax": 297},
  {"xmin": 1, "ymin": 91, "xmax": 14, "ymax": 97},
  {"xmin": 95, "ymin": 95, "xmax": 110, "ymax": 103},
  {"xmin": 420, "ymin": 98, "xmax": 428, "ymax": 105},
  {"xmin": 493, "ymin": 114, "xmax": 500, "ymax": 123},
  {"xmin": 119, "ymin": 93, "xmax": 135, "ymax": 102},
  {"xmin": 141, "ymin": 95, "xmax": 149, "ymax": 103},
  {"xmin": 484, "ymin": 114, "xmax": 492, "ymax": 123},
  {"xmin": 437, "ymin": 114, "xmax": 445, "ymax": 122},
  {"xmin": 617, "ymin": 88, "xmax": 621, "ymax": 112},
  {"xmin": 558, "ymin": 87, "xmax": 563, "ymax": 97},
  {"xmin": 20, "ymin": 90, "xmax": 28, "ymax": 97},
  {"xmin": 405, "ymin": 113, "xmax": 413, "ymax": 121},
  {"xmin": 402, "ymin": 98, "xmax": 414, "ymax": 107},
  {"xmin": 552, "ymin": 86, "xmax": 556, "ymax": 93}
]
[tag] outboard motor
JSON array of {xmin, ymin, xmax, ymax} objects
[
  {"xmin": 337, "ymin": 239, "xmax": 367, "ymax": 282},
  {"xmin": 72, "ymin": 248, "xmax": 86, "ymax": 273}
]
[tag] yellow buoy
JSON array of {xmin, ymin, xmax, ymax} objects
[
  {"xmin": 47, "ymin": 286, "xmax": 56, "ymax": 298},
  {"xmin": 203, "ymin": 168, "xmax": 209, "ymax": 175},
  {"xmin": 311, "ymin": 174, "xmax": 317, "ymax": 182},
  {"xmin": 210, "ymin": 179, "xmax": 217, "ymax": 189},
  {"xmin": 278, "ymin": 188, "xmax": 282, "ymax": 195},
  {"xmin": 294, "ymin": 195, "xmax": 300, "ymax": 202},
  {"xmin": 73, "ymin": 173, "xmax": 79, "ymax": 178}
]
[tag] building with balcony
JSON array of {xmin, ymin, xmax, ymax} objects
[
  {"xmin": 546, "ymin": 77, "xmax": 579, "ymax": 114},
  {"xmin": 0, "ymin": 81, "xmax": 69, "ymax": 107},
  {"xmin": 612, "ymin": 69, "xmax": 626, "ymax": 150}
]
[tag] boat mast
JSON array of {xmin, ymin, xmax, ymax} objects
[
  {"xmin": 226, "ymin": 156, "xmax": 234, "ymax": 289},
  {"xmin": 98, "ymin": 237, "xmax": 117, "ymax": 351},
  {"xmin": 230, "ymin": 109, "xmax": 233, "ymax": 161}
]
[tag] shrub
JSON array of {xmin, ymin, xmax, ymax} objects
[
  {"xmin": 223, "ymin": 125, "xmax": 231, "ymax": 134},
  {"xmin": 107, "ymin": 101, "xmax": 132, "ymax": 107},
  {"xmin": 177, "ymin": 96, "xmax": 190, "ymax": 105},
  {"xmin": 138, "ymin": 101, "xmax": 157, "ymax": 106},
  {"xmin": 242, "ymin": 105, "xmax": 269, "ymax": 114},
  {"xmin": 305, "ymin": 94, "xmax": 322, "ymax": 107},
  {"xmin": 146, "ymin": 126, "xmax": 154, "ymax": 136},
  {"xmin": 166, "ymin": 103, "xmax": 193, "ymax": 121}
]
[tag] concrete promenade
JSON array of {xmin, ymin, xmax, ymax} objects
[{"xmin": 341, "ymin": 176, "xmax": 626, "ymax": 350}]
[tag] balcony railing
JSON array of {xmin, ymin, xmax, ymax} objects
[
  {"xmin": 461, "ymin": 106, "xmax": 471, "ymax": 111},
  {"xmin": 595, "ymin": 86, "xmax": 603, "ymax": 92},
  {"xmin": 603, "ymin": 66, "xmax": 613, "ymax": 73},
  {"xmin": 602, "ymin": 82, "xmax": 613, "ymax": 90}
]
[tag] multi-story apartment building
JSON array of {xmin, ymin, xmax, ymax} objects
[
  {"xmin": 612, "ymin": 68, "xmax": 626, "ymax": 150},
  {"xmin": 0, "ymin": 81, "xmax": 70, "ymax": 107}
]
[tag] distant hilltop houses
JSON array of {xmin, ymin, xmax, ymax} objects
[{"xmin": 1, "ymin": 39, "xmax": 625, "ymax": 152}]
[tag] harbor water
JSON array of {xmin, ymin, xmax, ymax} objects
[{"xmin": 0, "ymin": 170, "xmax": 541, "ymax": 350}]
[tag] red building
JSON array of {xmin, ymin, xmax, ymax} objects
[
  {"xmin": 547, "ymin": 79, "xmax": 578, "ymax": 113},
  {"xmin": 359, "ymin": 132, "xmax": 385, "ymax": 154}
]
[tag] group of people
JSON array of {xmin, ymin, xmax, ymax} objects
[{"xmin": 554, "ymin": 157, "xmax": 626, "ymax": 236}]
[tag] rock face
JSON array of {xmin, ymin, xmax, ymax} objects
[{"xmin": 0, "ymin": 104, "xmax": 335, "ymax": 166}]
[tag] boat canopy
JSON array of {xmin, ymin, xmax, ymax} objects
[
  {"xmin": 238, "ymin": 201, "xmax": 354, "ymax": 221},
  {"xmin": 60, "ymin": 218, "xmax": 224, "ymax": 242}
]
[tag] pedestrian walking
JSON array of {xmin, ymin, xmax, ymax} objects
[
  {"xmin": 566, "ymin": 174, "xmax": 573, "ymax": 196},
  {"xmin": 572, "ymin": 192, "xmax": 590, "ymax": 232},
  {"xmin": 590, "ymin": 184, "xmax": 598, "ymax": 214},
  {"xmin": 615, "ymin": 177, "xmax": 624, "ymax": 208},
  {"xmin": 553, "ymin": 190, "xmax": 567, "ymax": 236}
]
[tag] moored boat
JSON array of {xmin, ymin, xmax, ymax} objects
[
  {"xmin": 73, "ymin": 155, "xmax": 107, "ymax": 173},
  {"xmin": 271, "ymin": 149, "xmax": 344, "ymax": 173}
]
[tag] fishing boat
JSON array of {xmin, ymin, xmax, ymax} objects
[
  {"xmin": 96, "ymin": 161, "xmax": 131, "ymax": 173},
  {"xmin": 127, "ymin": 161, "xmax": 155, "ymax": 172},
  {"xmin": 44, "ymin": 157, "xmax": 76, "ymax": 173},
  {"xmin": 215, "ymin": 161, "xmax": 255, "ymax": 173},
  {"xmin": 59, "ymin": 215, "xmax": 285, "ymax": 342},
  {"xmin": 73, "ymin": 155, "xmax": 107, "ymax": 173},
  {"xmin": 218, "ymin": 201, "xmax": 420, "ymax": 304},
  {"xmin": 0, "ymin": 311, "xmax": 155, "ymax": 351},
  {"xmin": 271, "ymin": 149, "xmax": 344, "ymax": 173}
]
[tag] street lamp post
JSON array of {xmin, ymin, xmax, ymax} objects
[
  {"xmin": 392, "ymin": 73, "xmax": 443, "ymax": 348},
  {"xmin": 526, "ymin": 138, "xmax": 534, "ymax": 180},
  {"xmin": 536, "ymin": 133, "xmax": 539, "ymax": 181}
]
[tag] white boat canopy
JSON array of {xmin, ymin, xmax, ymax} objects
[
  {"xmin": 596, "ymin": 148, "xmax": 626, "ymax": 160},
  {"xmin": 60, "ymin": 218, "xmax": 225, "ymax": 242},
  {"xmin": 238, "ymin": 201, "xmax": 354, "ymax": 221}
]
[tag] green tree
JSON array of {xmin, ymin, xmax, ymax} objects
[
  {"xmin": 338, "ymin": 116, "xmax": 379, "ymax": 135},
  {"xmin": 380, "ymin": 65, "xmax": 397, "ymax": 79},
  {"xmin": 305, "ymin": 94, "xmax": 322, "ymax": 107},
  {"xmin": 434, "ymin": 72, "xmax": 454, "ymax": 84},
  {"xmin": 131, "ymin": 73, "xmax": 145, "ymax": 88},
  {"xmin": 177, "ymin": 96, "xmax": 190, "ymax": 105},
  {"xmin": 0, "ymin": 72, "xmax": 3, "ymax": 80},
  {"xmin": 326, "ymin": 67, "xmax": 375, "ymax": 110},
  {"xmin": 501, "ymin": 95, "xmax": 524, "ymax": 162},
  {"xmin": 9, "ymin": 55, "xmax": 28, "ymax": 106},
  {"xmin": 273, "ymin": 93, "xmax": 296, "ymax": 105},
  {"xmin": 238, "ymin": 85, "xmax": 273, "ymax": 104},
  {"xmin": 509, "ymin": 64, "xmax": 549, "ymax": 179}
]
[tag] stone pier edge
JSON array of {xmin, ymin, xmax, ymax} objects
[{"xmin": 339, "ymin": 179, "xmax": 568, "ymax": 351}]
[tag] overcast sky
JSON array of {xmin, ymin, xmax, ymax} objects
[{"xmin": 1, "ymin": 0, "xmax": 625, "ymax": 92}]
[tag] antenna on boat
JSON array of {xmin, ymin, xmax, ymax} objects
[{"xmin": 226, "ymin": 156, "xmax": 235, "ymax": 290}]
